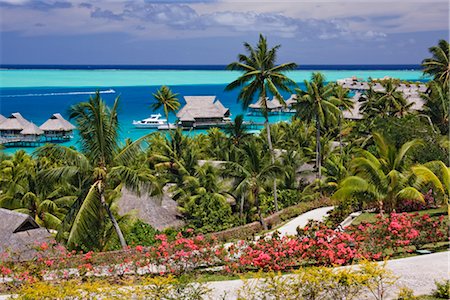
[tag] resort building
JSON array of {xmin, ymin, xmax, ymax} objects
[
  {"xmin": 248, "ymin": 95, "xmax": 297, "ymax": 115},
  {"xmin": 248, "ymin": 97, "xmax": 282, "ymax": 114},
  {"xmin": 39, "ymin": 113, "xmax": 76, "ymax": 141},
  {"xmin": 337, "ymin": 78, "xmax": 427, "ymax": 119},
  {"xmin": 177, "ymin": 96, "xmax": 231, "ymax": 129},
  {"xmin": 0, "ymin": 208, "xmax": 52, "ymax": 260},
  {"xmin": 0, "ymin": 112, "xmax": 32, "ymax": 138},
  {"xmin": 20, "ymin": 122, "xmax": 44, "ymax": 143}
]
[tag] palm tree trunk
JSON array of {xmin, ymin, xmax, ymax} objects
[
  {"xmin": 315, "ymin": 115, "xmax": 322, "ymax": 180},
  {"xmin": 255, "ymin": 190, "xmax": 267, "ymax": 231},
  {"xmin": 239, "ymin": 194, "xmax": 245, "ymax": 220},
  {"xmin": 339, "ymin": 114, "xmax": 343, "ymax": 158},
  {"xmin": 98, "ymin": 184, "xmax": 127, "ymax": 249},
  {"xmin": 265, "ymin": 119, "xmax": 279, "ymax": 212}
]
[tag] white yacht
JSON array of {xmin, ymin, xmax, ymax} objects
[
  {"xmin": 157, "ymin": 123, "xmax": 177, "ymax": 130},
  {"xmin": 132, "ymin": 114, "xmax": 167, "ymax": 128}
]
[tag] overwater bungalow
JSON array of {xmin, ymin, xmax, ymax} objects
[
  {"xmin": 0, "ymin": 112, "xmax": 31, "ymax": 138},
  {"xmin": 39, "ymin": 113, "xmax": 76, "ymax": 141},
  {"xmin": 248, "ymin": 95, "xmax": 297, "ymax": 115},
  {"xmin": 248, "ymin": 97, "xmax": 282, "ymax": 115},
  {"xmin": 177, "ymin": 96, "xmax": 231, "ymax": 129},
  {"xmin": 20, "ymin": 122, "xmax": 44, "ymax": 144}
]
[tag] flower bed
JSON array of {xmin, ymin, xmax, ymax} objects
[{"xmin": 0, "ymin": 212, "xmax": 447, "ymax": 291}]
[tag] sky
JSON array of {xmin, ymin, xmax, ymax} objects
[{"xmin": 0, "ymin": 0, "xmax": 448, "ymax": 65}]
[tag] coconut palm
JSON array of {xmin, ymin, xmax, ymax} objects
[
  {"xmin": 333, "ymin": 132, "xmax": 425, "ymax": 213},
  {"xmin": 422, "ymin": 40, "xmax": 449, "ymax": 86},
  {"xmin": 41, "ymin": 92, "xmax": 157, "ymax": 250},
  {"xmin": 150, "ymin": 128, "xmax": 198, "ymax": 185},
  {"xmin": 227, "ymin": 140, "xmax": 280, "ymax": 229},
  {"xmin": 151, "ymin": 86, "xmax": 180, "ymax": 132},
  {"xmin": 421, "ymin": 81, "xmax": 449, "ymax": 135},
  {"xmin": 225, "ymin": 34, "xmax": 297, "ymax": 212},
  {"xmin": 412, "ymin": 160, "xmax": 450, "ymax": 217},
  {"xmin": 330, "ymin": 84, "xmax": 354, "ymax": 156},
  {"xmin": 0, "ymin": 150, "xmax": 76, "ymax": 230},
  {"xmin": 224, "ymin": 114, "xmax": 251, "ymax": 145},
  {"xmin": 361, "ymin": 80, "xmax": 412, "ymax": 118},
  {"xmin": 294, "ymin": 72, "xmax": 341, "ymax": 181}
]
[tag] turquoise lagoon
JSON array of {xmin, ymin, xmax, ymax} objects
[{"xmin": 0, "ymin": 68, "xmax": 426, "ymax": 153}]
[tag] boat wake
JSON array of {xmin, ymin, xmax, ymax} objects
[{"xmin": 1, "ymin": 89, "xmax": 116, "ymax": 98}]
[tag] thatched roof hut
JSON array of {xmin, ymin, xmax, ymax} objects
[
  {"xmin": 0, "ymin": 208, "xmax": 52, "ymax": 260},
  {"xmin": 249, "ymin": 98, "xmax": 282, "ymax": 111},
  {"xmin": 39, "ymin": 113, "xmax": 75, "ymax": 133},
  {"xmin": 177, "ymin": 96, "xmax": 230, "ymax": 126},
  {"xmin": 0, "ymin": 112, "xmax": 31, "ymax": 132},
  {"xmin": 118, "ymin": 188, "xmax": 184, "ymax": 231},
  {"xmin": 0, "ymin": 114, "xmax": 6, "ymax": 124},
  {"xmin": 21, "ymin": 122, "xmax": 44, "ymax": 136},
  {"xmin": 285, "ymin": 94, "xmax": 297, "ymax": 107}
]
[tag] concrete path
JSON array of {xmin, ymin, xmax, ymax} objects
[
  {"xmin": 269, "ymin": 206, "xmax": 334, "ymax": 237},
  {"xmin": 207, "ymin": 251, "xmax": 450, "ymax": 299}
]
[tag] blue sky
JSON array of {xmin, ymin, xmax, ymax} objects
[{"xmin": 0, "ymin": 0, "xmax": 448, "ymax": 65}]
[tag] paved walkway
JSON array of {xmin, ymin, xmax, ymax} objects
[
  {"xmin": 207, "ymin": 251, "xmax": 450, "ymax": 299},
  {"xmin": 268, "ymin": 206, "xmax": 334, "ymax": 237}
]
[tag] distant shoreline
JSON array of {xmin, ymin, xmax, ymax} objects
[{"xmin": 0, "ymin": 64, "xmax": 422, "ymax": 71}]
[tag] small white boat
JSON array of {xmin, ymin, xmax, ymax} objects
[
  {"xmin": 157, "ymin": 123, "xmax": 178, "ymax": 130},
  {"xmin": 133, "ymin": 114, "xmax": 167, "ymax": 128}
]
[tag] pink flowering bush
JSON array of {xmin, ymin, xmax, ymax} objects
[
  {"xmin": 347, "ymin": 212, "xmax": 448, "ymax": 258},
  {"xmin": 0, "ymin": 212, "xmax": 447, "ymax": 289}
]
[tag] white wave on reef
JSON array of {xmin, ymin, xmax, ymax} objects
[{"xmin": 1, "ymin": 89, "xmax": 116, "ymax": 98}]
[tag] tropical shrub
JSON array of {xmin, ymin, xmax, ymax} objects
[
  {"xmin": 432, "ymin": 279, "xmax": 450, "ymax": 299},
  {"xmin": 260, "ymin": 189, "xmax": 303, "ymax": 214},
  {"xmin": 124, "ymin": 220, "xmax": 159, "ymax": 247},
  {"xmin": 183, "ymin": 192, "xmax": 237, "ymax": 233},
  {"xmin": 396, "ymin": 190, "xmax": 436, "ymax": 212},
  {"xmin": 237, "ymin": 261, "xmax": 397, "ymax": 300}
]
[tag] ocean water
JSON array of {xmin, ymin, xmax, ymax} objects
[{"xmin": 0, "ymin": 66, "xmax": 427, "ymax": 154}]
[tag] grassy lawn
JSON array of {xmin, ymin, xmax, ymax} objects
[{"xmin": 352, "ymin": 206, "xmax": 447, "ymax": 225}]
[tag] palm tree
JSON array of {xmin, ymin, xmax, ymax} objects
[
  {"xmin": 422, "ymin": 40, "xmax": 449, "ymax": 86},
  {"xmin": 294, "ymin": 72, "xmax": 341, "ymax": 181},
  {"xmin": 150, "ymin": 128, "xmax": 198, "ymax": 186},
  {"xmin": 0, "ymin": 150, "xmax": 76, "ymax": 230},
  {"xmin": 227, "ymin": 141, "xmax": 280, "ymax": 229},
  {"xmin": 45, "ymin": 92, "xmax": 157, "ymax": 250},
  {"xmin": 151, "ymin": 86, "xmax": 180, "ymax": 132},
  {"xmin": 224, "ymin": 114, "xmax": 251, "ymax": 145},
  {"xmin": 421, "ymin": 81, "xmax": 449, "ymax": 135},
  {"xmin": 412, "ymin": 160, "xmax": 450, "ymax": 218},
  {"xmin": 333, "ymin": 133, "xmax": 425, "ymax": 213},
  {"xmin": 330, "ymin": 84, "xmax": 354, "ymax": 156},
  {"xmin": 225, "ymin": 34, "xmax": 297, "ymax": 212},
  {"xmin": 360, "ymin": 80, "xmax": 412, "ymax": 118}
]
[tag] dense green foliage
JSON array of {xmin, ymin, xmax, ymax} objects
[{"xmin": 0, "ymin": 38, "xmax": 448, "ymax": 251}]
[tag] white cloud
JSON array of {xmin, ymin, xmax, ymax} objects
[{"xmin": 0, "ymin": 0, "xmax": 446, "ymax": 41}]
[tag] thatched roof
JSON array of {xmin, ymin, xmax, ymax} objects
[
  {"xmin": 177, "ymin": 96, "xmax": 230, "ymax": 121},
  {"xmin": 0, "ymin": 112, "xmax": 31, "ymax": 131},
  {"xmin": 118, "ymin": 188, "xmax": 184, "ymax": 231},
  {"xmin": 0, "ymin": 114, "xmax": 6, "ymax": 124},
  {"xmin": 0, "ymin": 208, "xmax": 52, "ymax": 260},
  {"xmin": 285, "ymin": 94, "xmax": 297, "ymax": 107},
  {"xmin": 249, "ymin": 97, "xmax": 283, "ymax": 110},
  {"xmin": 342, "ymin": 93, "xmax": 363, "ymax": 120},
  {"xmin": 21, "ymin": 122, "xmax": 44, "ymax": 135},
  {"xmin": 39, "ymin": 113, "xmax": 76, "ymax": 132}
]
